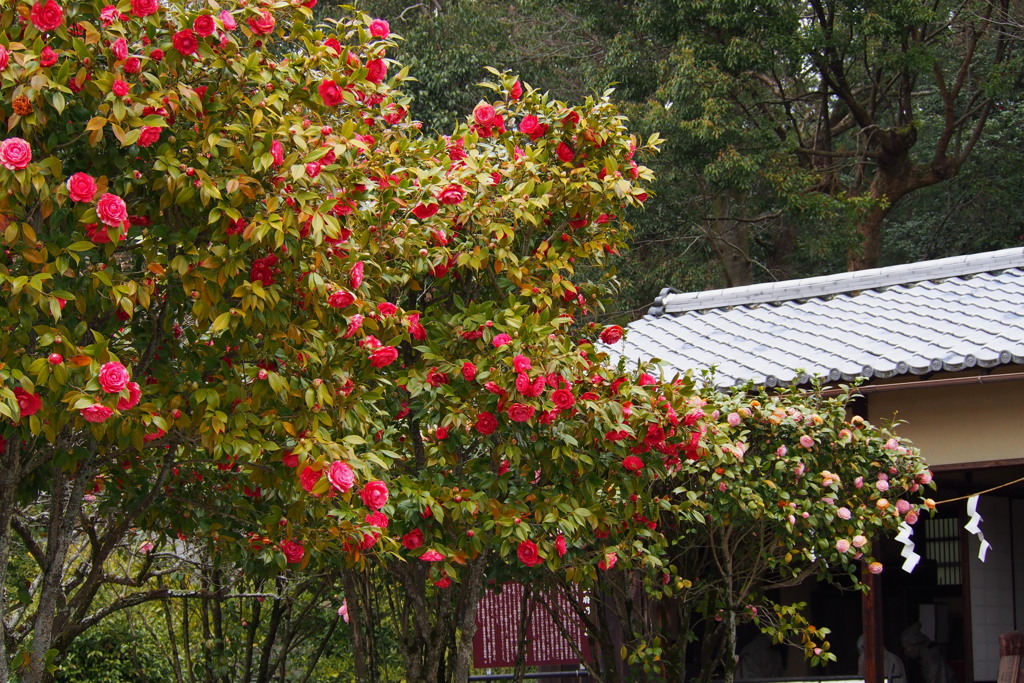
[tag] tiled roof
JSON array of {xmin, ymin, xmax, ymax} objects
[{"xmin": 612, "ymin": 248, "xmax": 1024, "ymax": 389}]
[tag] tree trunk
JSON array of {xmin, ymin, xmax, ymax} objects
[
  {"xmin": 451, "ymin": 552, "xmax": 488, "ymax": 683},
  {"xmin": 342, "ymin": 569, "xmax": 379, "ymax": 683},
  {"xmin": 26, "ymin": 453, "xmax": 96, "ymax": 683},
  {"xmin": 0, "ymin": 438, "xmax": 22, "ymax": 681}
]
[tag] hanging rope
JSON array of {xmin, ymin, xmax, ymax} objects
[{"xmin": 933, "ymin": 474, "xmax": 1024, "ymax": 505}]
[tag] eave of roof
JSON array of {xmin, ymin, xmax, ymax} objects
[{"xmin": 615, "ymin": 248, "xmax": 1024, "ymax": 389}]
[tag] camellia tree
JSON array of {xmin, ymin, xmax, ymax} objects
[{"xmin": 0, "ymin": 1, "xmax": 935, "ymax": 682}]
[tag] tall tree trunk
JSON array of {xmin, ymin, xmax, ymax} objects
[
  {"xmin": 342, "ymin": 569, "xmax": 378, "ymax": 683},
  {"xmin": 0, "ymin": 438, "xmax": 22, "ymax": 681},
  {"xmin": 27, "ymin": 452, "xmax": 96, "ymax": 683},
  {"xmin": 451, "ymin": 553, "xmax": 488, "ymax": 683}
]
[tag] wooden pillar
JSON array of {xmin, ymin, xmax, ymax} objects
[{"xmin": 863, "ymin": 563, "xmax": 884, "ymax": 683}]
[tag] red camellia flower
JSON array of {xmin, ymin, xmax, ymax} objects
[
  {"xmin": 600, "ymin": 325, "xmax": 625, "ymax": 344},
  {"xmin": 98, "ymin": 361, "xmax": 130, "ymax": 393},
  {"xmin": 435, "ymin": 426, "xmax": 449, "ymax": 440},
  {"xmin": 116, "ymin": 381, "xmax": 142, "ymax": 410},
  {"xmin": 407, "ymin": 313, "xmax": 427, "ymax": 341},
  {"xmin": 365, "ymin": 58, "xmax": 387, "ymax": 84},
  {"xmin": 327, "ymin": 461, "xmax": 355, "ymax": 492},
  {"xmin": 328, "ymin": 290, "xmax": 355, "ymax": 309},
  {"xmin": 365, "ymin": 511, "xmax": 389, "ymax": 528},
  {"xmin": 247, "ymin": 10, "xmax": 276, "ymax": 35},
  {"xmin": 420, "ymin": 549, "xmax": 444, "ymax": 562},
  {"xmin": 172, "ymin": 29, "xmax": 199, "ymax": 56},
  {"xmin": 300, "ymin": 466, "xmax": 322, "ymax": 493},
  {"xmin": 131, "ymin": 0, "xmax": 159, "ymax": 17},
  {"xmin": 512, "ymin": 354, "xmax": 531, "ymax": 372},
  {"xmin": 475, "ymin": 411, "xmax": 498, "ymax": 435},
  {"xmin": 96, "ymin": 193, "xmax": 128, "ymax": 227},
  {"xmin": 66, "ymin": 173, "xmax": 97, "ymax": 202},
  {"xmin": 426, "ymin": 368, "xmax": 449, "ymax": 387},
  {"xmin": 137, "ymin": 126, "xmax": 162, "ymax": 148},
  {"xmin": 556, "ymin": 142, "xmax": 575, "ymax": 163},
  {"xmin": 31, "ymin": 0, "xmax": 64, "ymax": 31},
  {"xmin": 0, "ymin": 46, "xmax": 9, "ymax": 73},
  {"xmin": 369, "ymin": 18, "xmax": 390, "ymax": 38},
  {"xmin": 369, "ymin": 346, "xmax": 398, "ymax": 368},
  {"xmin": 437, "ymin": 183, "xmax": 465, "ymax": 205},
  {"xmin": 461, "ymin": 362, "xmax": 477, "ymax": 381},
  {"xmin": 111, "ymin": 79, "xmax": 130, "ymax": 97},
  {"xmin": 0, "ymin": 138, "xmax": 32, "ymax": 171},
  {"xmin": 555, "ymin": 534, "xmax": 567, "ymax": 557},
  {"xmin": 517, "ymin": 540, "xmax": 544, "ymax": 567},
  {"xmin": 250, "ymin": 254, "xmax": 279, "ymax": 286},
  {"xmin": 39, "ymin": 46, "xmax": 58, "ymax": 67},
  {"xmin": 270, "ymin": 140, "xmax": 284, "ymax": 167},
  {"xmin": 598, "ymin": 552, "xmax": 618, "ymax": 571},
  {"xmin": 281, "ymin": 540, "xmax": 305, "ymax": 564},
  {"xmin": 13, "ymin": 388, "xmax": 42, "ymax": 417},
  {"xmin": 622, "ymin": 455, "xmax": 644, "ymax": 473},
  {"xmin": 111, "ymin": 38, "xmax": 128, "ymax": 61},
  {"xmin": 360, "ymin": 480, "xmax": 389, "ymax": 510},
  {"xmin": 349, "ymin": 261, "xmax": 364, "ymax": 289},
  {"xmin": 319, "ymin": 79, "xmax": 344, "ymax": 106},
  {"xmin": 193, "ymin": 14, "xmax": 216, "ymax": 36},
  {"xmin": 80, "ymin": 403, "xmax": 113, "ymax": 423},
  {"xmin": 551, "ymin": 388, "xmax": 575, "ymax": 410},
  {"xmin": 507, "ymin": 403, "xmax": 536, "ymax": 423},
  {"xmin": 401, "ymin": 529, "xmax": 424, "ymax": 550},
  {"xmin": 412, "ymin": 203, "xmax": 438, "ymax": 219}
]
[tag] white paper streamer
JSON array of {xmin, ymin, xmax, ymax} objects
[
  {"xmin": 965, "ymin": 495, "xmax": 991, "ymax": 562},
  {"xmin": 895, "ymin": 521, "xmax": 920, "ymax": 573}
]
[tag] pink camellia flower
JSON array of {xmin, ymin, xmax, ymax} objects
[
  {"xmin": 492, "ymin": 333, "xmax": 512, "ymax": 348},
  {"xmin": 81, "ymin": 403, "xmax": 114, "ymax": 423},
  {"xmin": 0, "ymin": 138, "xmax": 32, "ymax": 171},
  {"xmin": 794, "ymin": 462, "xmax": 805, "ymax": 477},
  {"xmin": 727, "ymin": 412, "xmax": 741, "ymax": 427},
  {"xmin": 512, "ymin": 354, "xmax": 531, "ymax": 372},
  {"xmin": 31, "ymin": 0, "xmax": 64, "ymax": 31},
  {"xmin": 622, "ymin": 456, "xmax": 644, "ymax": 473},
  {"xmin": 270, "ymin": 140, "xmax": 285, "ymax": 167},
  {"xmin": 280, "ymin": 540, "xmax": 305, "ymax": 564},
  {"xmin": 111, "ymin": 37, "xmax": 128, "ymax": 61},
  {"xmin": 111, "ymin": 79, "xmax": 130, "ymax": 97},
  {"xmin": 854, "ymin": 475, "xmax": 864, "ymax": 489},
  {"xmin": 895, "ymin": 499, "xmax": 911, "ymax": 515},
  {"xmin": 365, "ymin": 511, "xmax": 388, "ymax": 528},
  {"xmin": 775, "ymin": 445, "xmax": 787, "ymax": 458},
  {"xmin": 905, "ymin": 510, "xmax": 920, "ymax": 525},
  {"xmin": 852, "ymin": 534, "xmax": 868, "ymax": 549},
  {"xmin": 327, "ymin": 461, "xmax": 355, "ymax": 493},
  {"xmin": 116, "ymin": 381, "xmax": 142, "ymax": 410},
  {"xmin": 799, "ymin": 435, "xmax": 814, "ymax": 449},
  {"xmin": 96, "ymin": 193, "xmax": 128, "ymax": 227},
  {"xmin": 517, "ymin": 540, "xmax": 543, "ymax": 567},
  {"xmin": 220, "ymin": 10, "xmax": 237, "ymax": 30},
  {"xmin": 401, "ymin": 529, "xmax": 424, "ymax": 550},
  {"xmin": 377, "ymin": 302, "xmax": 398, "ymax": 316},
  {"xmin": 473, "ymin": 102, "xmax": 495, "ymax": 126},
  {"xmin": 137, "ymin": 126, "xmax": 162, "ymax": 148},
  {"xmin": 836, "ymin": 539, "xmax": 851, "ymax": 553},
  {"xmin": 919, "ymin": 470, "xmax": 933, "ymax": 485},
  {"xmin": 369, "ymin": 18, "xmax": 390, "ymax": 38},
  {"xmin": 14, "ymin": 388, "xmax": 43, "ymax": 417},
  {"xmin": 868, "ymin": 561, "xmax": 884, "ymax": 575},
  {"xmin": 131, "ymin": 0, "xmax": 159, "ymax": 17},
  {"xmin": 349, "ymin": 262, "xmax": 364, "ymax": 289},
  {"xmin": 420, "ymin": 549, "xmax": 444, "ymax": 562},
  {"xmin": 369, "ymin": 346, "xmax": 398, "ymax": 368},
  {"xmin": 299, "ymin": 466, "xmax": 322, "ymax": 493},
  {"xmin": 328, "ymin": 290, "xmax": 355, "ymax": 309},
  {"xmin": 247, "ymin": 10, "xmax": 276, "ymax": 35},
  {"xmin": 338, "ymin": 600, "xmax": 349, "ymax": 623},
  {"xmin": 360, "ymin": 480, "xmax": 389, "ymax": 510},
  {"xmin": 98, "ymin": 361, "xmax": 130, "ymax": 393},
  {"xmin": 66, "ymin": 173, "xmax": 97, "ymax": 202},
  {"xmin": 837, "ymin": 506, "xmax": 852, "ymax": 520},
  {"xmin": 437, "ymin": 183, "xmax": 465, "ymax": 205}
]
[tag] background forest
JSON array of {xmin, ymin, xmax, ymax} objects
[{"xmin": 338, "ymin": 0, "xmax": 1024, "ymax": 317}]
